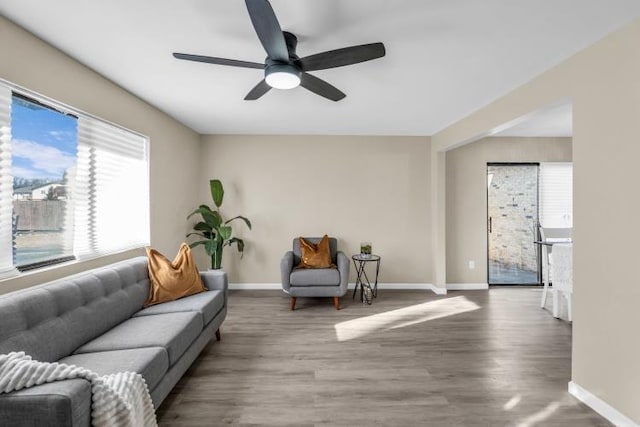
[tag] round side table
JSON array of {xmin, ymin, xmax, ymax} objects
[{"xmin": 352, "ymin": 254, "xmax": 381, "ymax": 305}]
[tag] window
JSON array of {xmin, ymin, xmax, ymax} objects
[
  {"xmin": 539, "ymin": 162, "xmax": 573, "ymax": 228},
  {"xmin": 0, "ymin": 81, "xmax": 149, "ymax": 278},
  {"xmin": 10, "ymin": 94, "xmax": 77, "ymax": 269}
]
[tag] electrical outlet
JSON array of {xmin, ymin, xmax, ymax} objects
[{"xmin": 468, "ymin": 260, "xmax": 475, "ymax": 269}]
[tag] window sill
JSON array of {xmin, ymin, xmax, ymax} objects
[{"xmin": 0, "ymin": 247, "xmax": 146, "ymax": 296}]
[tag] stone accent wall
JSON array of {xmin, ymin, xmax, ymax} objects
[{"xmin": 488, "ymin": 165, "xmax": 538, "ymax": 272}]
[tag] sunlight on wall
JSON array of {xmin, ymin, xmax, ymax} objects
[{"xmin": 334, "ymin": 296, "xmax": 480, "ymax": 342}]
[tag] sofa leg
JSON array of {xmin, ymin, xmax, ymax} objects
[
  {"xmin": 290, "ymin": 297, "xmax": 297, "ymax": 311},
  {"xmin": 215, "ymin": 328, "xmax": 221, "ymax": 341},
  {"xmin": 333, "ymin": 296, "xmax": 341, "ymax": 310}
]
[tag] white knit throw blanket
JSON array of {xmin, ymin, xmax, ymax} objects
[{"xmin": 0, "ymin": 352, "xmax": 157, "ymax": 427}]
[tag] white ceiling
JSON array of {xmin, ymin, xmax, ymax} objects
[{"xmin": 1, "ymin": 1, "xmax": 639, "ymax": 136}]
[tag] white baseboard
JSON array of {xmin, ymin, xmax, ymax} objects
[
  {"xmin": 229, "ymin": 282, "xmax": 446, "ymax": 295},
  {"xmin": 447, "ymin": 283, "xmax": 489, "ymax": 291},
  {"xmin": 352, "ymin": 282, "xmax": 430, "ymax": 290},
  {"xmin": 228, "ymin": 283, "xmax": 282, "ymax": 290},
  {"xmin": 568, "ymin": 381, "xmax": 638, "ymax": 427},
  {"xmin": 428, "ymin": 284, "xmax": 448, "ymax": 295},
  {"xmin": 351, "ymin": 283, "xmax": 447, "ymax": 295}
]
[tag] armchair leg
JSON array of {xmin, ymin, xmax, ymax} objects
[
  {"xmin": 290, "ymin": 297, "xmax": 297, "ymax": 311},
  {"xmin": 215, "ymin": 328, "xmax": 221, "ymax": 341},
  {"xmin": 333, "ymin": 296, "xmax": 341, "ymax": 310}
]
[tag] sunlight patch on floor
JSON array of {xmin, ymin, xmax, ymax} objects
[
  {"xmin": 515, "ymin": 401, "xmax": 561, "ymax": 427},
  {"xmin": 503, "ymin": 394, "xmax": 522, "ymax": 411},
  {"xmin": 334, "ymin": 296, "xmax": 480, "ymax": 341}
]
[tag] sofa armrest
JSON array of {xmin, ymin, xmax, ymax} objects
[
  {"xmin": 280, "ymin": 251, "xmax": 294, "ymax": 293},
  {"xmin": 200, "ymin": 270, "xmax": 228, "ymax": 292},
  {"xmin": 0, "ymin": 379, "xmax": 92, "ymax": 427},
  {"xmin": 200, "ymin": 270, "xmax": 228, "ymax": 306},
  {"xmin": 336, "ymin": 251, "xmax": 350, "ymax": 294}
]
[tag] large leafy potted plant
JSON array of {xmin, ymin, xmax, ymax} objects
[{"xmin": 187, "ymin": 179, "xmax": 251, "ymax": 269}]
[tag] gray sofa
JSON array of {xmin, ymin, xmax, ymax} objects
[{"xmin": 0, "ymin": 256, "xmax": 227, "ymax": 426}]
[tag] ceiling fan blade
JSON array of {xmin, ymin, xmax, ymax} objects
[
  {"xmin": 244, "ymin": 79, "xmax": 272, "ymax": 100},
  {"xmin": 173, "ymin": 53, "xmax": 264, "ymax": 69},
  {"xmin": 299, "ymin": 42, "xmax": 386, "ymax": 71},
  {"xmin": 245, "ymin": 0, "xmax": 289, "ymax": 62},
  {"xmin": 300, "ymin": 73, "xmax": 346, "ymax": 102}
]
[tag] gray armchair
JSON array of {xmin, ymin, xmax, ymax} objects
[{"xmin": 281, "ymin": 237, "xmax": 350, "ymax": 310}]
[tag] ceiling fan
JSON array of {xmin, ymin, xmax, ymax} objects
[{"xmin": 173, "ymin": 0, "xmax": 386, "ymax": 102}]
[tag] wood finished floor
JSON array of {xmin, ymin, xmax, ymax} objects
[{"xmin": 156, "ymin": 289, "xmax": 609, "ymax": 426}]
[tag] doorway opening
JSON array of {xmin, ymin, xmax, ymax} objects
[{"xmin": 487, "ymin": 163, "xmax": 540, "ymax": 285}]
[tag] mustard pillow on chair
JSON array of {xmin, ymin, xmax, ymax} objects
[
  {"xmin": 145, "ymin": 243, "xmax": 206, "ymax": 307},
  {"xmin": 297, "ymin": 235, "xmax": 335, "ymax": 269}
]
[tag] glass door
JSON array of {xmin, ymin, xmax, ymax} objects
[{"xmin": 487, "ymin": 163, "xmax": 539, "ymax": 285}]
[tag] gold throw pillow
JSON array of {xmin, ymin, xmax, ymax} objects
[
  {"xmin": 145, "ymin": 243, "xmax": 206, "ymax": 307},
  {"xmin": 297, "ymin": 235, "xmax": 335, "ymax": 269}
]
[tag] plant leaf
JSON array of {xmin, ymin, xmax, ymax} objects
[
  {"xmin": 187, "ymin": 205, "xmax": 221, "ymax": 228},
  {"xmin": 204, "ymin": 240, "xmax": 217, "ymax": 256},
  {"xmin": 193, "ymin": 221, "xmax": 212, "ymax": 232},
  {"xmin": 186, "ymin": 232, "xmax": 206, "ymax": 239},
  {"xmin": 219, "ymin": 226, "xmax": 232, "ymax": 241},
  {"xmin": 210, "ymin": 211, "xmax": 223, "ymax": 228},
  {"xmin": 188, "ymin": 240, "xmax": 208, "ymax": 249},
  {"xmin": 192, "ymin": 205, "xmax": 222, "ymax": 228},
  {"xmin": 225, "ymin": 215, "xmax": 252, "ymax": 230},
  {"xmin": 199, "ymin": 206, "xmax": 223, "ymax": 228},
  {"xmin": 213, "ymin": 234, "xmax": 224, "ymax": 258},
  {"xmin": 228, "ymin": 237, "xmax": 245, "ymax": 258},
  {"xmin": 187, "ymin": 205, "xmax": 210, "ymax": 219},
  {"xmin": 210, "ymin": 179, "xmax": 224, "ymax": 208}
]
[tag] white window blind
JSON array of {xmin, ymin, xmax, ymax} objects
[
  {"xmin": 0, "ymin": 86, "xmax": 17, "ymax": 278},
  {"xmin": 539, "ymin": 162, "xmax": 573, "ymax": 228},
  {"xmin": 75, "ymin": 117, "xmax": 149, "ymax": 258}
]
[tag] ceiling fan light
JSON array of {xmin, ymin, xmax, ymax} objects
[
  {"xmin": 265, "ymin": 64, "xmax": 301, "ymax": 89},
  {"xmin": 266, "ymin": 72, "xmax": 300, "ymax": 89}
]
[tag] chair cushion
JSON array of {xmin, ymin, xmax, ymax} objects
[
  {"xmin": 297, "ymin": 235, "xmax": 335, "ymax": 269},
  {"xmin": 59, "ymin": 347, "xmax": 168, "ymax": 391},
  {"xmin": 145, "ymin": 244, "xmax": 206, "ymax": 307},
  {"xmin": 290, "ymin": 268, "xmax": 340, "ymax": 286},
  {"xmin": 293, "ymin": 237, "xmax": 338, "ymax": 264},
  {"xmin": 74, "ymin": 312, "xmax": 202, "ymax": 366},
  {"xmin": 134, "ymin": 290, "xmax": 224, "ymax": 326}
]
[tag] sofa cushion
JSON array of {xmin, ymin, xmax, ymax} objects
[
  {"xmin": 59, "ymin": 347, "xmax": 169, "ymax": 391},
  {"xmin": 134, "ymin": 290, "xmax": 224, "ymax": 326},
  {"xmin": 0, "ymin": 257, "xmax": 150, "ymax": 363},
  {"xmin": 74, "ymin": 312, "xmax": 202, "ymax": 366},
  {"xmin": 290, "ymin": 268, "xmax": 340, "ymax": 286}
]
